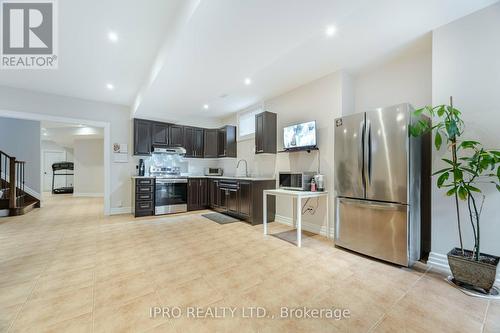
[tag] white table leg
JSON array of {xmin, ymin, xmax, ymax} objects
[
  {"xmin": 296, "ymin": 196, "xmax": 301, "ymax": 247},
  {"xmin": 263, "ymin": 192, "xmax": 268, "ymax": 235},
  {"xmin": 326, "ymin": 194, "xmax": 330, "ymax": 239}
]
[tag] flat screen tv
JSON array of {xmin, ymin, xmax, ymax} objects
[{"xmin": 283, "ymin": 120, "xmax": 317, "ymax": 150}]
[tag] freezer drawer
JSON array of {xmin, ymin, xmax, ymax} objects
[{"xmin": 335, "ymin": 197, "xmax": 409, "ymax": 266}]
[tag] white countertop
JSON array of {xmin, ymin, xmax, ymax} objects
[
  {"xmin": 263, "ymin": 188, "xmax": 328, "ymax": 197},
  {"xmin": 132, "ymin": 175, "xmax": 275, "ymax": 181},
  {"xmin": 195, "ymin": 175, "xmax": 275, "ymax": 181}
]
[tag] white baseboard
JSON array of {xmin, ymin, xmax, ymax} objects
[
  {"xmin": 428, "ymin": 251, "xmax": 500, "ymax": 287},
  {"xmin": 73, "ymin": 193, "xmax": 104, "ymax": 197},
  {"xmin": 110, "ymin": 207, "xmax": 132, "ymax": 215},
  {"xmin": 23, "ymin": 186, "xmax": 41, "ymax": 200},
  {"xmin": 274, "ymin": 214, "xmax": 334, "ymax": 238},
  {"xmin": 1, "ymin": 171, "xmax": 40, "ymax": 199}
]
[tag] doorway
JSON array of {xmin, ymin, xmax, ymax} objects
[
  {"xmin": 0, "ymin": 109, "xmax": 111, "ymax": 215},
  {"xmin": 41, "ymin": 121, "xmax": 104, "ymax": 198},
  {"xmin": 42, "ymin": 150, "xmax": 68, "ymax": 192}
]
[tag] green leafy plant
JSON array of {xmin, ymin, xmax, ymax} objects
[{"xmin": 410, "ymin": 99, "xmax": 500, "ymax": 262}]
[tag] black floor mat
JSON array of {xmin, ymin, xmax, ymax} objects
[{"xmin": 202, "ymin": 213, "xmax": 241, "ymax": 224}]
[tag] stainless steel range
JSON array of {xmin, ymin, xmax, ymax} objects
[{"xmin": 150, "ymin": 166, "xmax": 187, "ymax": 215}]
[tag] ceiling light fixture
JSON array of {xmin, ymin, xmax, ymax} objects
[
  {"xmin": 325, "ymin": 25, "xmax": 337, "ymax": 37},
  {"xmin": 108, "ymin": 31, "xmax": 118, "ymax": 43},
  {"xmin": 244, "ymin": 78, "xmax": 252, "ymax": 85},
  {"xmin": 203, "ymin": 104, "xmax": 209, "ymax": 110},
  {"xmin": 106, "ymin": 83, "xmax": 114, "ymax": 90}
]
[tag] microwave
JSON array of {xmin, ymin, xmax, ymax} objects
[
  {"xmin": 279, "ymin": 172, "xmax": 315, "ymax": 191},
  {"xmin": 204, "ymin": 167, "xmax": 224, "ymax": 176}
]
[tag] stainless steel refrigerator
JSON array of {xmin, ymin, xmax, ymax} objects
[{"xmin": 334, "ymin": 103, "xmax": 430, "ymax": 266}]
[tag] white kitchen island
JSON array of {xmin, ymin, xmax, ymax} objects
[{"xmin": 263, "ymin": 189, "xmax": 329, "ymax": 247}]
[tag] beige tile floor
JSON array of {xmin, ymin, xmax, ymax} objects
[{"xmin": 0, "ymin": 195, "xmax": 498, "ymax": 332}]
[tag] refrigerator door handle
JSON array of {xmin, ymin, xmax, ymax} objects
[
  {"xmin": 366, "ymin": 120, "xmax": 372, "ymax": 185},
  {"xmin": 359, "ymin": 119, "xmax": 366, "ymax": 188},
  {"xmin": 340, "ymin": 197, "xmax": 403, "ymax": 211}
]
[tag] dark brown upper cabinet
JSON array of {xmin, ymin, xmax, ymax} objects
[
  {"xmin": 185, "ymin": 127, "xmax": 204, "ymax": 158},
  {"xmin": 255, "ymin": 111, "xmax": 277, "ymax": 154},
  {"xmin": 204, "ymin": 129, "xmax": 218, "ymax": 158},
  {"xmin": 168, "ymin": 125, "xmax": 184, "ymax": 147},
  {"xmin": 152, "ymin": 122, "xmax": 169, "ymax": 146},
  {"xmin": 134, "ymin": 119, "xmax": 152, "ymax": 155},
  {"xmin": 217, "ymin": 125, "xmax": 237, "ymax": 158},
  {"xmin": 184, "ymin": 127, "xmax": 194, "ymax": 157},
  {"xmin": 133, "ymin": 118, "xmax": 235, "ymax": 157},
  {"xmin": 193, "ymin": 128, "xmax": 204, "ymax": 157}
]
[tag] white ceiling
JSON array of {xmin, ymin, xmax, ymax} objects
[
  {"xmin": 0, "ymin": 0, "xmax": 497, "ymax": 122},
  {"xmin": 0, "ymin": 0, "xmax": 183, "ymax": 106},
  {"xmin": 42, "ymin": 121, "xmax": 103, "ymax": 147}
]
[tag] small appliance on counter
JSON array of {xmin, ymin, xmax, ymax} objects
[
  {"xmin": 314, "ymin": 174, "xmax": 325, "ymax": 191},
  {"xmin": 278, "ymin": 171, "xmax": 315, "ymax": 191},
  {"xmin": 204, "ymin": 167, "xmax": 224, "ymax": 176},
  {"xmin": 138, "ymin": 159, "xmax": 145, "ymax": 176}
]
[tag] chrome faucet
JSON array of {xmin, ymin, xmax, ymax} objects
[{"xmin": 236, "ymin": 159, "xmax": 248, "ymax": 177}]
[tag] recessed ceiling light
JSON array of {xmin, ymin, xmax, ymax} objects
[
  {"xmin": 325, "ymin": 25, "xmax": 337, "ymax": 37},
  {"xmin": 106, "ymin": 83, "xmax": 114, "ymax": 90},
  {"xmin": 244, "ymin": 78, "xmax": 252, "ymax": 85},
  {"xmin": 203, "ymin": 104, "xmax": 209, "ymax": 110},
  {"xmin": 108, "ymin": 31, "xmax": 118, "ymax": 43}
]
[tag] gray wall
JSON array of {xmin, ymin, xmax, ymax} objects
[{"xmin": 0, "ymin": 117, "xmax": 41, "ymax": 195}]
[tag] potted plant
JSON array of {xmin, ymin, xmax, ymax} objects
[{"xmin": 410, "ymin": 98, "xmax": 500, "ymax": 293}]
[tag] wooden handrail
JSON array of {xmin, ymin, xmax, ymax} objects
[
  {"xmin": 0, "ymin": 150, "xmax": 12, "ymax": 158},
  {"xmin": 0, "ymin": 150, "xmax": 25, "ymax": 210},
  {"xmin": 9, "ymin": 156, "xmax": 16, "ymax": 209}
]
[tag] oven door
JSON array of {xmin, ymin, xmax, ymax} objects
[{"xmin": 155, "ymin": 179, "xmax": 188, "ymax": 215}]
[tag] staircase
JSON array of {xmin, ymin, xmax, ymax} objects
[{"xmin": 0, "ymin": 150, "xmax": 40, "ymax": 217}]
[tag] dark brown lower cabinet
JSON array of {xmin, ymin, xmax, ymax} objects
[
  {"xmin": 188, "ymin": 178, "xmax": 208, "ymax": 211},
  {"xmin": 208, "ymin": 178, "xmax": 275, "ymax": 225},
  {"xmin": 238, "ymin": 181, "xmax": 252, "ymax": 218},
  {"xmin": 209, "ymin": 179, "xmax": 219, "ymax": 208},
  {"xmin": 133, "ymin": 178, "xmax": 155, "ymax": 217},
  {"xmin": 227, "ymin": 188, "xmax": 238, "ymax": 214}
]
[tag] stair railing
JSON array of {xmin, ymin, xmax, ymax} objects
[{"xmin": 0, "ymin": 150, "xmax": 26, "ymax": 209}]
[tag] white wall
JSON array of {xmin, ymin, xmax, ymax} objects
[
  {"xmin": 352, "ymin": 34, "xmax": 432, "ymax": 114},
  {"xmin": 0, "ymin": 86, "xmax": 133, "ymax": 214},
  {"xmin": 41, "ymin": 140, "xmax": 74, "ymax": 162},
  {"xmin": 220, "ymin": 71, "xmax": 348, "ymax": 235},
  {"xmin": 0, "ymin": 117, "xmax": 41, "ymax": 196},
  {"xmin": 432, "ymin": 3, "xmax": 500, "ymax": 259},
  {"xmin": 73, "ymin": 139, "xmax": 104, "ymax": 196}
]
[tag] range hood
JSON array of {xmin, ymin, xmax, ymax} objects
[{"xmin": 152, "ymin": 146, "xmax": 186, "ymax": 155}]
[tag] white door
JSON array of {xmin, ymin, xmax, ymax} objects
[{"xmin": 43, "ymin": 151, "xmax": 66, "ymax": 192}]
